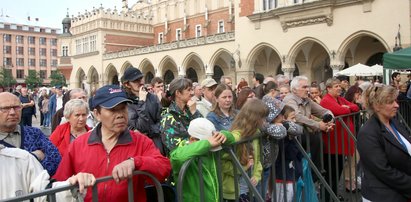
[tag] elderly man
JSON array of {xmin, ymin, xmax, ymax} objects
[
  {"xmin": 53, "ymin": 85, "xmax": 171, "ymax": 202},
  {"xmin": 197, "ymin": 78, "xmax": 218, "ymax": 117},
  {"xmin": 0, "ymin": 92, "xmax": 61, "ymax": 176},
  {"xmin": 283, "ymin": 76, "xmax": 334, "ymax": 170}
]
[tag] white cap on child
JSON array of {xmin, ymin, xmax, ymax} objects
[{"xmin": 188, "ymin": 118, "xmax": 222, "ymax": 152}]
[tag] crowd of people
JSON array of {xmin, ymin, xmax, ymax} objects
[{"xmin": 1, "ymin": 67, "xmax": 410, "ymax": 202}]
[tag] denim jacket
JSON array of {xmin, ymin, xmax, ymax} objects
[{"xmin": 206, "ymin": 111, "xmax": 237, "ymax": 132}]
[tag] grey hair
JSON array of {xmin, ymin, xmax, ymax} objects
[
  {"xmin": 276, "ymin": 74, "xmax": 289, "ymax": 86},
  {"xmin": 63, "ymin": 99, "xmax": 90, "ymax": 119},
  {"xmin": 290, "ymin": 76, "xmax": 308, "ymax": 91},
  {"xmin": 325, "ymin": 77, "xmax": 340, "ymax": 89},
  {"xmin": 69, "ymin": 88, "xmax": 87, "ymax": 99}
]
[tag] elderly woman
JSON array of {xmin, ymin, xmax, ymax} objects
[
  {"xmin": 320, "ymin": 78, "xmax": 359, "ymax": 193},
  {"xmin": 160, "ymin": 78, "xmax": 202, "ymax": 153},
  {"xmin": 206, "ymin": 84, "xmax": 237, "ymax": 131},
  {"xmin": 358, "ymin": 85, "xmax": 411, "ymax": 202},
  {"xmin": 50, "ymin": 99, "xmax": 90, "ymax": 157}
]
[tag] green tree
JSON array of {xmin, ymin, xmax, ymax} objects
[
  {"xmin": 25, "ymin": 70, "xmax": 43, "ymax": 90},
  {"xmin": 0, "ymin": 67, "xmax": 17, "ymax": 89},
  {"xmin": 49, "ymin": 70, "xmax": 67, "ymax": 87}
]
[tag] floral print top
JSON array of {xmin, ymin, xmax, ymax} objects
[{"xmin": 160, "ymin": 101, "xmax": 202, "ymax": 152}]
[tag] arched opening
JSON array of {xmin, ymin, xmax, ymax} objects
[
  {"xmin": 212, "ymin": 65, "xmax": 224, "ymax": 83},
  {"xmin": 186, "ymin": 68, "xmax": 198, "ymax": 82},
  {"xmin": 366, "ymin": 52, "xmax": 384, "ymax": 66},
  {"xmin": 164, "ymin": 70, "xmax": 175, "ymax": 84},
  {"xmin": 145, "ymin": 71, "xmax": 154, "ymax": 84},
  {"xmin": 112, "ymin": 75, "xmax": 119, "ymax": 85}
]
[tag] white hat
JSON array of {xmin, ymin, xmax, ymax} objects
[{"xmin": 187, "ymin": 118, "xmax": 221, "ymax": 152}]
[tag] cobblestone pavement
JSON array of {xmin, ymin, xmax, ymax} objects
[{"xmin": 31, "ymin": 111, "xmax": 51, "ymax": 136}]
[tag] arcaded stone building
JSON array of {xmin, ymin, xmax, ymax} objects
[{"xmin": 59, "ymin": 0, "xmax": 410, "ymax": 93}]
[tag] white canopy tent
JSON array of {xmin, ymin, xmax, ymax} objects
[{"xmin": 335, "ymin": 63, "xmax": 383, "ymax": 76}]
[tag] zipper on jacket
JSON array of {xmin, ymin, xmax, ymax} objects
[{"xmin": 104, "ymin": 151, "xmax": 110, "ymax": 201}]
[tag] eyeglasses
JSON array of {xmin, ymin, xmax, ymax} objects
[{"xmin": 0, "ymin": 105, "xmax": 22, "ymax": 113}]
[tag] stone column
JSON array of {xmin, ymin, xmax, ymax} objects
[
  {"xmin": 177, "ymin": 66, "xmax": 186, "ymax": 78},
  {"xmin": 282, "ymin": 68, "xmax": 295, "ymax": 80},
  {"xmin": 330, "ymin": 64, "xmax": 345, "ymax": 76}
]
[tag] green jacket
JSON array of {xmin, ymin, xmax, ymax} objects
[
  {"xmin": 222, "ymin": 130, "xmax": 263, "ymax": 200},
  {"xmin": 170, "ymin": 130, "xmax": 235, "ymax": 202}
]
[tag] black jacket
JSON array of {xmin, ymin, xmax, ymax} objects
[
  {"xmin": 357, "ymin": 114, "xmax": 411, "ymax": 202},
  {"xmin": 126, "ymin": 92, "xmax": 162, "ymax": 138}
]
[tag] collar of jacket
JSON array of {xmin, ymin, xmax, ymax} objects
[
  {"xmin": 370, "ymin": 114, "xmax": 411, "ymax": 153},
  {"xmin": 169, "ymin": 101, "xmax": 191, "ymax": 116},
  {"xmin": 289, "ymin": 93, "xmax": 309, "ymax": 106},
  {"xmin": 87, "ymin": 123, "xmax": 132, "ymax": 145}
]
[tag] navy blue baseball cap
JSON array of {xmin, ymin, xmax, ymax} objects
[
  {"xmin": 121, "ymin": 67, "xmax": 144, "ymax": 83},
  {"xmin": 92, "ymin": 85, "xmax": 131, "ymax": 109}
]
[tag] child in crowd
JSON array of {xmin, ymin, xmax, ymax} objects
[
  {"xmin": 170, "ymin": 118, "xmax": 235, "ymax": 202},
  {"xmin": 275, "ymin": 105, "xmax": 304, "ymax": 202},
  {"xmin": 222, "ymin": 99, "xmax": 268, "ymax": 201},
  {"xmin": 261, "ymin": 95, "xmax": 288, "ymax": 199}
]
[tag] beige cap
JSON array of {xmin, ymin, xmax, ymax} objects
[{"xmin": 200, "ymin": 78, "xmax": 217, "ymax": 88}]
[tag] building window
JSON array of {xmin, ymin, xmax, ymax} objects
[
  {"xmin": 3, "ymin": 46, "xmax": 11, "ymax": 54},
  {"xmin": 40, "ymin": 48, "xmax": 47, "ymax": 56},
  {"xmin": 39, "ymin": 37, "xmax": 46, "ymax": 45},
  {"xmin": 75, "ymin": 39, "xmax": 82, "ymax": 54},
  {"xmin": 62, "ymin": 46, "xmax": 68, "ymax": 56},
  {"xmin": 51, "ymin": 49, "xmax": 57, "ymax": 57},
  {"xmin": 89, "ymin": 35, "xmax": 96, "ymax": 52},
  {"xmin": 16, "ymin": 58, "xmax": 24, "ymax": 66},
  {"xmin": 16, "ymin": 70, "xmax": 24, "ymax": 79},
  {"xmin": 28, "ymin": 36, "xmax": 35, "ymax": 44},
  {"xmin": 40, "ymin": 70, "xmax": 47, "ymax": 79},
  {"xmin": 195, "ymin": 25, "xmax": 202, "ymax": 38},
  {"xmin": 16, "ymin": 47, "xmax": 24, "ymax": 55},
  {"xmin": 29, "ymin": 59, "xmax": 36, "ymax": 67},
  {"xmin": 50, "ymin": 38, "xmax": 57, "ymax": 46},
  {"xmin": 3, "ymin": 34, "xmax": 11, "ymax": 42},
  {"xmin": 218, "ymin": 20, "xmax": 225, "ymax": 33},
  {"xmin": 40, "ymin": 59, "xmax": 47, "ymax": 67},
  {"xmin": 3, "ymin": 57, "xmax": 12, "ymax": 66},
  {"xmin": 51, "ymin": 59, "xmax": 58, "ymax": 67},
  {"xmin": 83, "ymin": 37, "xmax": 89, "ymax": 53},
  {"xmin": 176, "ymin": 28, "xmax": 182, "ymax": 41},
  {"xmin": 16, "ymin": 35, "xmax": 24, "ymax": 44},
  {"xmin": 29, "ymin": 47, "xmax": 35, "ymax": 55},
  {"xmin": 263, "ymin": 0, "xmax": 277, "ymax": 10},
  {"xmin": 158, "ymin": 32, "xmax": 163, "ymax": 44}
]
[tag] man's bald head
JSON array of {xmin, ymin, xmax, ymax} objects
[{"xmin": 0, "ymin": 92, "xmax": 22, "ymax": 133}]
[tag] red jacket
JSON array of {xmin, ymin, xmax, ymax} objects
[
  {"xmin": 49, "ymin": 122, "xmax": 90, "ymax": 157},
  {"xmin": 53, "ymin": 124, "xmax": 171, "ymax": 202},
  {"xmin": 320, "ymin": 93, "xmax": 359, "ymax": 155}
]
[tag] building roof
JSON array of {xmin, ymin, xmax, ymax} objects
[{"xmin": 0, "ymin": 15, "xmax": 60, "ymax": 30}]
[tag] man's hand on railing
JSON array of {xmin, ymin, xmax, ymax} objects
[
  {"xmin": 68, "ymin": 172, "xmax": 96, "ymax": 194},
  {"xmin": 112, "ymin": 158, "xmax": 135, "ymax": 183}
]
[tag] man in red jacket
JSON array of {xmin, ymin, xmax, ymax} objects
[{"xmin": 53, "ymin": 85, "xmax": 171, "ymax": 202}]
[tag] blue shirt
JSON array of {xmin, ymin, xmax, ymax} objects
[{"xmin": 206, "ymin": 111, "xmax": 236, "ymax": 131}]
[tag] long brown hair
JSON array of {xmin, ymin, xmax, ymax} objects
[
  {"xmin": 231, "ymin": 99, "xmax": 268, "ymax": 165},
  {"xmin": 211, "ymin": 84, "xmax": 235, "ymax": 117}
]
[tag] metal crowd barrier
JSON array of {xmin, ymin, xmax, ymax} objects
[
  {"xmin": 175, "ymin": 110, "xmax": 410, "ymax": 202},
  {"xmin": 1, "ymin": 171, "xmax": 164, "ymax": 202}
]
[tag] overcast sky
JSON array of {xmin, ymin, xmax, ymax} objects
[{"xmin": 1, "ymin": 0, "xmax": 138, "ymax": 29}]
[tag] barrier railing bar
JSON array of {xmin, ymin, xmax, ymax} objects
[
  {"xmin": 1, "ymin": 171, "xmax": 163, "ymax": 202},
  {"xmin": 294, "ymin": 139, "xmax": 339, "ymax": 201},
  {"xmin": 227, "ymin": 148, "xmax": 265, "ymax": 202},
  {"xmin": 177, "ymin": 158, "xmax": 195, "ymax": 202}
]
